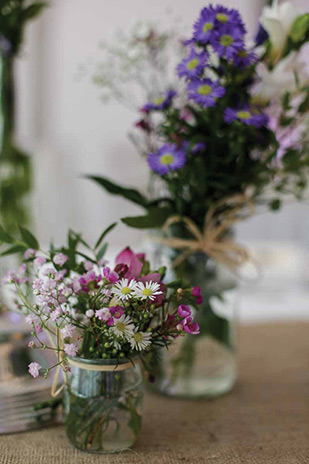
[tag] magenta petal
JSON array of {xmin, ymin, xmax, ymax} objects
[
  {"xmin": 139, "ymin": 273, "xmax": 161, "ymax": 283},
  {"xmin": 115, "ymin": 247, "xmax": 134, "ymax": 266},
  {"xmin": 126, "ymin": 254, "xmax": 143, "ymax": 280}
]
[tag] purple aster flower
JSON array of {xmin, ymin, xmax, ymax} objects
[
  {"xmin": 187, "ymin": 78, "xmax": 226, "ymax": 108},
  {"xmin": 224, "ymin": 106, "xmax": 269, "ymax": 128},
  {"xmin": 193, "ymin": 6, "xmax": 216, "ymax": 44},
  {"xmin": 193, "ymin": 5, "xmax": 246, "ymax": 45},
  {"xmin": 212, "ymin": 5, "xmax": 246, "ymax": 33},
  {"xmin": 232, "ymin": 48, "xmax": 258, "ymax": 68},
  {"xmin": 211, "ymin": 23, "xmax": 245, "ymax": 59},
  {"xmin": 177, "ymin": 48, "xmax": 209, "ymax": 80},
  {"xmin": 192, "ymin": 142, "xmax": 206, "ymax": 154},
  {"xmin": 148, "ymin": 144, "xmax": 186, "ymax": 175},
  {"xmin": 142, "ymin": 90, "xmax": 176, "ymax": 112}
]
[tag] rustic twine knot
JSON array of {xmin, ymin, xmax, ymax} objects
[{"xmin": 155, "ymin": 194, "xmax": 255, "ymax": 271}]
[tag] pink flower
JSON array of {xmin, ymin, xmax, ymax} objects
[
  {"xmin": 110, "ymin": 306, "xmax": 124, "ymax": 319},
  {"xmin": 83, "ymin": 260, "xmax": 94, "ymax": 271},
  {"xmin": 19, "ymin": 264, "xmax": 27, "ymax": 274},
  {"xmin": 177, "ymin": 304, "xmax": 192, "ymax": 318},
  {"xmin": 95, "ymin": 308, "xmax": 113, "ymax": 325},
  {"xmin": 25, "ymin": 314, "xmax": 40, "ymax": 325},
  {"xmin": 79, "ymin": 271, "xmax": 102, "ymax": 292},
  {"xmin": 192, "ymin": 286, "xmax": 203, "ymax": 304},
  {"xmin": 72, "ymin": 278, "xmax": 82, "ymax": 294},
  {"xmin": 64, "ymin": 343, "xmax": 78, "ymax": 357},
  {"xmin": 192, "ymin": 286, "xmax": 201, "ymax": 297},
  {"xmin": 34, "ymin": 256, "xmax": 46, "ymax": 268},
  {"xmin": 28, "ymin": 341, "xmax": 36, "ymax": 348},
  {"xmin": 60, "ymin": 324, "xmax": 76, "ymax": 339},
  {"xmin": 28, "ymin": 362, "xmax": 41, "ymax": 378},
  {"xmin": 35, "ymin": 325, "xmax": 43, "ymax": 334},
  {"xmin": 183, "ymin": 316, "xmax": 200, "ymax": 335},
  {"xmin": 115, "ymin": 247, "xmax": 144, "ymax": 280},
  {"xmin": 25, "ymin": 249, "xmax": 36, "ymax": 259},
  {"xmin": 53, "ymin": 253, "xmax": 69, "ymax": 266},
  {"xmin": 50, "ymin": 308, "xmax": 63, "ymax": 322},
  {"xmin": 103, "ymin": 266, "xmax": 119, "ymax": 283}
]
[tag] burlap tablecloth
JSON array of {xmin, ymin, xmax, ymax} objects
[{"xmin": 1, "ymin": 323, "xmax": 309, "ymax": 464}]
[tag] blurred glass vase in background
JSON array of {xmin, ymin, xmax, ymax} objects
[
  {"xmin": 0, "ymin": 43, "xmax": 32, "ymax": 236},
  {"xmin": 150, "ymin": 251, "xmax": 237, "ymax": 399}
]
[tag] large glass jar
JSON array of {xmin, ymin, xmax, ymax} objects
[
  {"xmin": 150, "ymin": 251, "xmax": 237, "ymax": 399},
  {"xmin": 64, "ymin": 358, "xmax": 144, "ymax": 454}
]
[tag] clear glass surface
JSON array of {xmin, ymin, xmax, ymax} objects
[{"xmin": 64, "ymin": 358, "xmax": 144, "ymax": 454}]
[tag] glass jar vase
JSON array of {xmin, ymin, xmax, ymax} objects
[
  {"xmin": 63, "ymin": 358, "xmax": 144, "ymax": 454},
  {"xmin": 150, "ymin": 251, "xmax": 238, "ymax": 399}
]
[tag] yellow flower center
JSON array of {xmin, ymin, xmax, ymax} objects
[
  {"xmin": 121, "ymin": 287, "xmax": 132, "ymax": 295},
  {"xmin": 216, "ymin": 13, "xmax": 228, "ymax": 23},
  {"xmin": 133, "ymin": 333, "xmax": 143, "ymax": 343},
  {"xmin": 203, "ymin": 22, "xmax": 213, "ymax": 33},
  {"xmin": 237, "ymin": 50, "xmax": 248, "ymax": 58},
  {"xmin": 198, "ymin": 84, "xmax": 212, "ymax": 96},
  {"xmin": 220, "ymin": 35, "xmax": 234, "ymax": 47},
  {"xmin": 116, "ymin": 322, "xmax": 126, "ymax": 333},
  {"xmin": 154, "ymin": 96, "xmax": 165, "ymax": 105},
  {"xmin": 160, "ymin": 154, "xmax": 174, "ymax": 165},
  {"xmin": 237, "ymin": 111, "xmax": 251, "ymax": 120},
  {"xmin": 187, "ymin": 58, "xmax": 199, "ymax": 70},
  {"xmin": 142, "ymin": 288, "xmax": 153, "ymax": 297}
]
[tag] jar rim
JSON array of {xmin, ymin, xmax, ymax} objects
[{"xmin": 68, "ymin": 356, "xmax": 138, "ymax": 367}]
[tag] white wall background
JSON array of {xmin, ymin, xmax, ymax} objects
[{"xmin": 13, "ymin": 0, "xmax": 309, "ymax": 321}]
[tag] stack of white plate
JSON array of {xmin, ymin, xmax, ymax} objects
[{"xmin": 0, "ymin": 313, "xmax": 61, "ymax": 434}]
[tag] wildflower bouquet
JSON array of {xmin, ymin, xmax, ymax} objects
[
  {"xmin": 2, "ymin": 224, "xmax": 200, "ymax": 452},
  {"xmin": 89, "ymin": 2, "xmax": 309, "ymax": 398}
]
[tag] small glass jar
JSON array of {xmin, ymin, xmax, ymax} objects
[
  {"xmin": 150, "ymin": 251, "xmax": 238, "ymax": 399},
  {"xmin": 63, "ymin": 358, "xmax": 144, "ymax": 454}
]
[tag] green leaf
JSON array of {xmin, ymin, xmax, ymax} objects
[
  {"xmin": 95, "ymin": 222, "xmax": 117, "ymax": 249},
  {"xmin": 97, "ymin": 243, "xmax": 108, "ymax": 261},
  {"xmin": 121, "ymin": 207, "xmax": 172, "ymax": 229},
  {"xmin": 87, "ymin": 176, "xmax": 148, "ymax": 207},
  {"xmin": 1, "ymin": 245, "xmax": 26, "ymax": 256},
  {"xmin": 21, "ymin": 3, "xmax": 47, "ymax": 21},
  {"xmin": 290, "ymin": 13, "xmax": 309, "ymax": 42},
  {"xmin": 19, "ymin": 226, "xmax": 39, "ymax": 249},
  {"xmin": 166, "ymin": 278, "xmax": 189, "ymax": 289},
  {"xmin": 0, "ymin": 225, "xmax": 14, "ymax": 244}
]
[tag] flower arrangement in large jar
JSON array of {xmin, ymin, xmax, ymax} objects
[
  {"xmin": 2, "ymin": 223, "xmax": 201, "ymax": 453},
  {"xmin": 89, "ymin": 2, "xmax": 309, "ymax": 399}
]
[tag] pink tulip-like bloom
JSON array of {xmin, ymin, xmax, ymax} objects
[
  {"xmin": 28, "ymin": 362, "xmax": 41, "ymax": 378},
  {"xmin": 103, "ymin": 266, "xmax": 119, "ymax": 283},
  {"xmin": 64, "ymin": 343, "xmax": 78, "ymax": 357},
  {"xmin": 192, "ymin": 286, "xmax": 203, "ymax": 304},
  {"xmin": 177, "ymin": 304, "xmax": 192, "ymax": 318},
  {"xmin": 183, "ymin": 316, "xmax": 200, "ymax": 335},
  {"xmin": 53, "ymin": 253, "xmax": 69, "ymax": 266}
]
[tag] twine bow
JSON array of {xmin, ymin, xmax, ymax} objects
[{"xmin": 156, "ymin": 194, "xmax": 255, "ymax": 270}]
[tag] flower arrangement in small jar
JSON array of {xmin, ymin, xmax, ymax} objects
[
  {"xmin": 89, "ymin": 2, "xmax": 309, "ymax": 398},
  {"xmin": 2, "ymin": 224, "xmax": 201, "ymax": 453}
]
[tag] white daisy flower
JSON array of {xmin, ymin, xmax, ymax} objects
[
  {"xmin": 129, "ymin": 331, "xmax": 152, "ymax": 351},
  {"xmin": 133, "ymin": 281, "xmax": 163, "ymax": 301},
  {"xmin": 112, "ymin": 278, "xmax": 138, "ymax": 301},
  {"xmin": 110, "ymin": 315, "xmax": 135, "ymax": 339}
]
